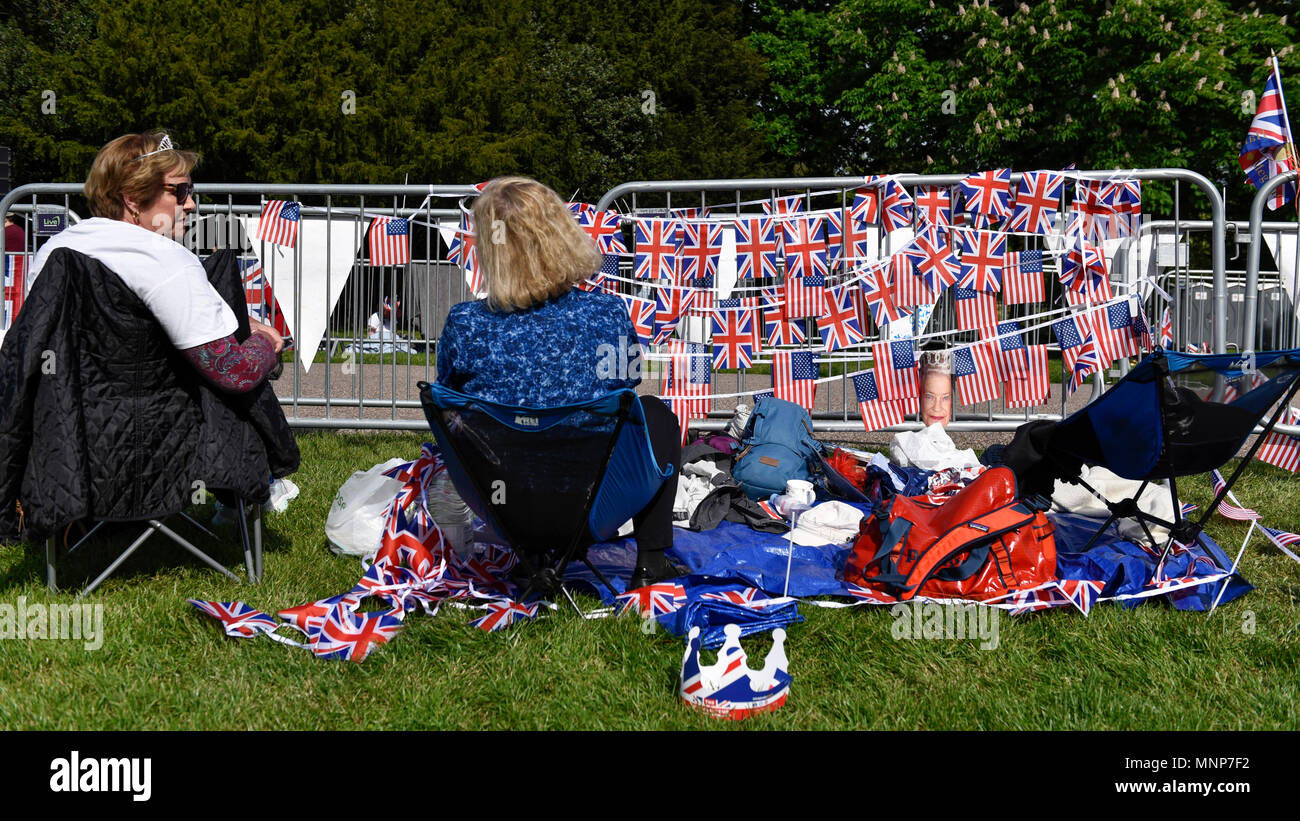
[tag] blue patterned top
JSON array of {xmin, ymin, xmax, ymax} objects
[{"xmin": 436, "ymin": 288, "xmax": 641, "ymax": 407}]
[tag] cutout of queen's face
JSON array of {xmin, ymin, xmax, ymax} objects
[{"xmin": 920, "ymin": 369, "xmax": 953, "ymax": 427}]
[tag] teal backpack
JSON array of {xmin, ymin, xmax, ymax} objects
[{"xmin": 732, "ymin": 397, "xmax": 823, "ymax": 500}]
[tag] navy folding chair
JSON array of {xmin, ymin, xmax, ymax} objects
[
  {"xmin": 417, "ymin": 382, "xmax": 675, "ymax": 610},
  {"xmin": 1045, "ymin": 348, "xmax": 1300, "ymax": 558}
]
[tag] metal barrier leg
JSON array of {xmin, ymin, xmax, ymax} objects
[{"xmin": 46, "ymin": 537, "xmax": 56, "ymax": 593}]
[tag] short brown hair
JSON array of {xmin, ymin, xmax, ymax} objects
[
  {"xmin": 84, "ymin": 131, "xmax": 199, "ymax": 220},
  {"xmin": 471, "ymin": 176, "xmax": 601, "ymax": 312}
]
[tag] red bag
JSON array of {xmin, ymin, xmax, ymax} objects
[{"xmin": 844, "ymin": 467, "xmax": 1057, "ymax": 601}]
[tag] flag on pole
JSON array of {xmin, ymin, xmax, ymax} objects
[
  {"xmin": 258, "ymin": 200, "xmax": 300, "ymax": 247},
  {"xmin": 1239, "ymin": 61, "xmax": 1297, "ymax": 211},
  {"xmin": 771, "ymin": 349, "xmax": 818, "ymax": 411}
]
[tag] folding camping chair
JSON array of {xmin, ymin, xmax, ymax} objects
[
  {"xmin": 1043, "ymin": 348, "xmax": 1300, "ymax": 563},
  {"xmin": 417, "ymin": 381, "xmax": 675, "ymax": 612}
]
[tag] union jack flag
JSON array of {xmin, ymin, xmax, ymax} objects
[
  {"xmin": 310, "ymin": 605, "xmax": 405, "ymax": 662},
  {"xmin": 679, "ymin": 221, "xmax": 723, "ymax": 281},
  {"xmin": 817, "ymin": 285, "xmax": 865, "ymax": 352},
  {"xmin": 953, "ymin": 286, "xmax": 998, "ymax": 334},
  {"xmin": 871, "ymin": 339, "xmax": 919, "ymax": 402},
  {"xmin": 634, "ymin": 218, "xmax": 680, "ymax": 280},
  {"xmin": 782, "ymin": 217, "xmax": 828, "ymax": 279},
  {"xmin": 960, "ymin": 169, "xmax": 1012, "ymax": 226},
  {"xmin": 712, "ymin": 309, "xmax": 755, "ymax": 369},
  {"xmin": 957, "ymin": 229, "xmax": 1005, "ymax": 293},
  {"xmin": 617, "ymin": 582, "xmax": 688, "ymax": 617},
  {"xmin": 369, "ymin": 217, "xmax": 411, "ymax": 266},
  {"xmin": 854, "ymin": 370, "xmax": 907, "ymax": 431},
  {"xmin": 257, "ymin": 200, "xmax": 300, "ymax": 247},
  {"xmin": 621, "ymin": 294, "xmax": 656, "ymax": 345},
  {"xmin": 1160, "ymin": 306, "xmax": 1174, "ymax": 349},
  {"xmin": 735, "ymin": 218, "xmax": 779, "ymax": 279},
  {"xmin": 881, "ymin": 179, "xmax": 914, "ymax": 232},
  {"xmin": 1005, "ymin": 344, "xmax": 1050, "ymax": 408},
  {"xmin": 1068, "ymin": 180, "xmax": 1122, "ymax": 244},
  {"xmin": 1001, "ymin": 249, "xmax": 1045, "ymax": 304},
  {"xmin": 1257, "ymin": 406, "xmax": 1300, "ymax": 472},
  {"xmin": 823, "ymin": 209, "xmax": 871, "ymax": 272},
  {"xmin": 772, "ymin": 349, "xmax": 819, "ymax": 411},
  {"xmin": 1060, "ymin": 240, "xmax": 1109, "ymax": 300},
  {"xmin": 850, "ymin": 184, "xmax": 880, "ymax": 225},
  {"xmin": 1053, "ymin": 314, "xmax": 1101, "ymax": 393},
  {"xmin": 579, "ymin": 209, "xmax": 626, "ymax": 255},
  {"xmin": 764, "ymin": 303, "xmax": 806, "ymax": 346},
  {"xmin": 3, "ymin": 253, "xmax": 24, "ymax": 330},
  {"xmin": 277, "ymin": 592, "xmax": 363, "ymax": 636},
  {"xmin": 469, "ymin": 599, "xmax": 539, "ymax": 632},
  {"xmin": 860, "ymin": 261, "xmax": 908, "ymax": 327},
  {"xmin": 953, "ymin": 342, "xmax": 1001, "ymax": 405},
  {"xmin": 784, "ymin": 269, "xmax": 826, "ymax": 319},
  {"xmin": 1007, "ymin": 171, "xmax": 1063, "ymax": 235},
  {"xmin": 762, "ymin": 195, "xmax": 806, "ymax": 215},
  {"xmin": 1100, "ymin": 179, "xmax": 1143, "ymax": 238},
  {"xmin": 914, "ymin": 185, "xmax": 953, "ymax": 231},
  {"xmin": 187, "ymin": 600, "xmax": 280, "ymax": 638},
  {"xmin": 701, "ymin": 587, "xmax": 770, "ymax": 605},
  {"xmin": 654, "ymin": 284, "xmax": 692, "ymax": 342},
  {"xmin": 567, "ymin": 201, "xmax": 595, "ymax": 218},
  {"xmin": 239, "ymin": 260, "xmax": 292, "ymax": 338},
  {"xmin": 892, "ymin": 253, "xmax": 936, "ymax": 307},
  {"xmin": 1240, "ymin": 64, "xmax": 1297, "ymax": 210},
  {"xmin": 1057, "ymin": 579, "xmax": 1104, "ymax": 615},
  {"xmin": 1210, "ymin": 469, "xmax": 1261, "ymax": 521}
]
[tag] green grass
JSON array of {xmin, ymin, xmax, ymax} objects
[{"xmin": 1, "ymin": 433, "xmax": 1299, "ymax": 730}]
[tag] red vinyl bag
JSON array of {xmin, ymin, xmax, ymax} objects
[{"xmin": 844, "ymin": 467, "xmax": 1057, "ymax": 601}]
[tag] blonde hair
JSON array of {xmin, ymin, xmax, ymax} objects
[
  {"xmin": 471, "ymin": 176, "xmax": 602, "ymax": 312},
  {"xmin": 84, "ymin": 131, "xmax": 199, "ymax": 220}
]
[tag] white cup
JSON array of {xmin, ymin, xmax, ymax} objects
[{"xmin": 785, "ymin": 479, "xmax": 815, "ymax": 506}]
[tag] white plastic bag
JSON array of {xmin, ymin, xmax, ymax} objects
[{"xmin": 325, "ymin": 458, "xmax": 408, "ymax": 556}]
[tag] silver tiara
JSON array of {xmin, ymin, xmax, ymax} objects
[
  {"xmin": 920, "ymin": 349, "xmax": 954, "ymax": 373},
  {"xmin": 133, "ymin": 134, "xmax": 175, "ymax": 161}
]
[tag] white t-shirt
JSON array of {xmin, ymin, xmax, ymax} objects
[{"xmin": 31, "ymin": 218, "xmax": 238, "ymax": 349}]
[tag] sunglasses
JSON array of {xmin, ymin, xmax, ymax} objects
[{"xmin": 162, "ymin": 182, "xmax": 194, "ymax": 202}]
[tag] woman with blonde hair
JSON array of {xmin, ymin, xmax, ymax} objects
[{"xmin": 436, "ymin": 176, "xmax": 681, "ymax": 589}]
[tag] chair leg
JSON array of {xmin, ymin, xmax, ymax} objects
[
  {"xmin": 236, "ymin": 498, "xmax": 255, "ymax": 583},
  {"xmin": 78, "ymin": 524, "xmax": 159, "ymax": 599},
  {"xmin": 254, "ymin": 505, "xmax": 263, "ymax": 583},
  {"xmin": 152, "ymin": 519, "xmax": 241, "ymax": 583},
  {"xmin": 46, "ymin": 537, "xmax": 57, "ymax": 593}
]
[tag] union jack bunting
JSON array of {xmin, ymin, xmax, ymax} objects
[
  {"xmin": 784, "ymin": 269, "xmax": 826, "ymax": 319},
  {"xmin": 1240, "ymin": 64, "xmax": 1297, "ymax": 210},
  {"xmin": 850, "ymin": 184, "xmax": 880, "ymax": 225},
  {"xmin": 892, "ymin": 253, "xmax": 936, "ymax": 308},
  {"xmin": 579, "ymin": 209, "xmax": 626, "ymax": 255},
  {"xmin": 914, "ymin": 185, "xmax": 953, "ymax": 231},
  {"xmin": 277, "ymin": 592, "xmax": 363, "ymax": 636},
  {"xmin": 712, "ymin": 309, "xmax": 755, "ymax": 369},
  {"xmin": 617, "ymin": 582, "xmax": 688, "ymax": 617},
  {"xmin": 186, "ymin": 600, "xmax": 280, "ymax": 638},
  {"xmin": 1001, "ymin": 249, "xmax": 1045, "ymax": 304},
  {"xmin": 960, "ymin": 169, "xmax": 1012, "ymax": 226},
  {"xmin": 763, "ymin": 288, "xmax": 806, "ymax": 346},
  {"xmin": 824, "ymin": 209, "xmax": 870, "ymax": 272},
  {"xmin": 621, "ymin": 294, "xmax": 656, "ymax": 345},
  {"xmin": 3, "ymin": 253, "xmax": 24, "ymax": 330},
  {"xmin": 567, "ymin": 201, "xmax": 595, "ymax": 217},
  {"xmin": 240, "ymin": 260, "xmax": 292, "ymax": 338},
  {"xmin": 448, "ymin": 213, "xmax": 476, "ymax": 268},
  {"xmin": 782, "ymin": 217, "xmax": 828, "ymax": 279},
  {"xmin": 634, "ymin": 218, "xmax": 680, "ymax": 280},
  {"xmin": 762, "ymin": 195, "xmax": 806, "ymax": 215},
  {"xmin": 953, "ymin": 286, "xmax": 998, "ymax": 334},
  {"xmin": 772, "ymin": 349, "xmax": 819, "ymax": 411},
  {"xmin": 990, "ymin": 320, "xmax": 1028, "ymax": 380},
  {"xmin": 1101, "ymin": 179, "xmax": 1143, "ymax": 238},
  {"xmin": 1008, "ymin": 171, "xmax": 1063, "ymax": 235},
  {"xmin": 881, "ymin": 179, "xmax": 915, "ymax": 232},
  {"xmin": 470, "ymin": 599, "xmax": 539, "ymax": 632},
  {"xmin": 257, "ymin": 200, "xmax": 300, "ymax": 247},
  {"xmin": 1160, "ymin": 306, "xmax": 1174, "ymax": 349},
  {"xmin": 854, "ymin": 370, "xmax": 908, "ymax": 431},
  {"xmin": 957, "ymin": 228, "xmax": 1005, "ymax": 293},
  {"xmin": 679, "ymin": 221, "xmax": 723, "ymax": 282},
  {"xmin": 1068, "ymin": 180, "xmax": 1115, "ymax": 244},
  {"xmin": 1005, "ymin": 344, "xmax": 1050, "ymax": 408},
  {"xmin": 1257, "ymin": 406, "xmax": 1300, "ymax": 472},
  {"xmin": 654, "ymin": 284, "xmax": 692, "ymax": 342},
  {"xmin": 1090, "ymin": 300, "xmax": 1139, "ymax": 365},
  {"xmin": 1053, "ymin": 314, "xmax": 1102, "ymax": 392},
  {"xmin": 817, "ymin": 285, "xmax": 865, "ymax": 352},
  {"xmin": 700, "ymin": 587, "xmax": 769, "ymax": 605},
  {"xmin": 1057, "ymin": 579, "xmax": 1105, "ymax": 616},
  {"xmin": 369, "ymin": 217, "xmax": 411, "ymax": 266},
  {"xmin": 735, "ymin": 218, "xmax": 779, "ymax": 279},
  {"xmin": 904, "ymin": 229, "xmax": 961, "ymax": 293},
  {"xmin": 871, "ymin": 339, "xmax": 919, "ymax": 402},
  {"xmin": 1060, "ymin": 240, "xmax": 1109, "ymax": 300},
  {"xmin": 860, "ymin": 261, "xmax": 908, "ymax": 327},
  {"xmin": 670, "ymin": 206, "xmax": 711, "ymax": 220},
  {"xmin": 953, "ymin": 342, "xmax": 1001, "ymax": 405},
  {"xmin": 1210, "ymin": 469, "xmax": 1261, "ymax": 521},
  {"xmin": 310, "ymin": 606, "xmax": 405, "ymax": 662}
]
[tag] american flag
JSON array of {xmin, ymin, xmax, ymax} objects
[
  {"xmin": 689, "ymin": 272, "xmax": 716, "ymax": 312},
  {"xmin": 953, "ymin": 286, "xmax": 998, "ymax": 334},
  {"xmin": 953, "ymin": 342, "xmax": 1001, "ymax": 405},
  {"xmin": 617, "ymin": 582, "xmax": 688, "ymax": 617},
  {"xmin": 1053, "ymin": 314, "xmax": 1101, "ymax": 393},
  {"xmin": 634, "ymin": 218, "xmax": 680, "ymax": 280},
  {"xmin": 881, "ymin": 179, "xmax": 914, "ymax": 232},
  {"xmin": 186, "ymin": 600, "xmax": 280, "ymax": 638},
  {"xmin": 679, "ymin": 221, "xmax": 722, "ymax": 281},
  {"xmin": 1090, "ymin": 300, "xmax": 1139, "ymax": 365},
  {"xmin": 1008, "ymin": 171, "xmax": 1063, "ymax": 235},
  {"xmin": 579, "ymin": 209, "xmax": 626, "ymax": 255},
  {"xmin": 771, "ymin": 349, "xmax": 819, "ymax": 410},
  {"xmin": 1257, "ymin": 406, "xmax": 1300, "ymax": 472},
  {"xmin": 990, "ymin": 320, "xmax": 1028, "ymax": 380},
  {"xmin": 957, "ymin": 228, "xmax": 1005, "ymax": 293},
  {"xmin": 1005, "ymin": 344, "xmax": 1050, "ymax": 408},
  {"xmin": 914, "ymin": 185, "xmax": 953, "ymax": 231},
  {"xmin": 240, "ymin": 260, "xmax": 292, "ymax": 338},
  {"xmin": 621, "ymin": 294, "xmax": 656, "ymax": 345},
  {"xmin": 470, "ymin": 599, "xmax": 539, "ymax": 632},
  {"xmin": 854, "ymin": 370, "xmax": 907, "ymax": 431},
  {"xmin": 4, "ymin": 253, "xmax": 25, "ymax": 330},
  {"xmin": 1240, "ymin": 64, "xmax": 1297, "ymax": 210},
  {"xmin": 712, "ymin": 309, "xmax": 755, "ymax": 368},
  {"xmin": 1210, "ymin": 469, "xmax": 1261, "ymax": 521},
  {"xmin": 904, "ymin": 227, "xmax": 961, "ymax": 293},
  {"xmin": 960, "ymin": 169, "xmax": 1012, "ymax": 226},
  {"xmin": 782, "ymin": 217, "xmax": 828, "ymax": 279},
  {"xmin": 860, "ymin": 260, "xmax": 907, "ymax": 327},
  {"xmin": 735, "ymin": 217, "xmax": 779, "ymax": 279},
  {"xmin": 369, "ymin": 217, "xmax": 411, "ymax": 266},
  {"xmin": 665, "ymin": 340, "xmax": 712, "ymax": 441},
  {"xmin": 1160, "ymin": 306, "xmax": 1174, "ymax": 349},
  {"xmin": 311, "ymin": 606, "xmax": 405, "ymax": 662},
  {"xmin": 817, "ymin": 285, "xmax": 865, "ymax": 352},
  {"xmin": 257, "ymin": 200, "xmax": 300, "ymax": 247},
  {"xmin": 871, "ymin": 339, "xmax": 919, "ymax": 402},
  {"xmin": 851, "ymin": 184, "xmax": 880, "ymax": 225},
  {"xmin": 892, "ymin": 253, "xmax": 936, "ymax": 307},
  {"xmin": 1002, "ymin": 249, "xmax": 1045, "ymax": 304},
  {"xmin": 762, "ymin": 195, "xmax": 806, "ymax": 215},
  {"xmin": 784, "ymin": 269, "xmax": 826, "ymax": 319},
  {"xmin": 1261, "ymin": 525, "xmax": 1300, "ymax": 565}
]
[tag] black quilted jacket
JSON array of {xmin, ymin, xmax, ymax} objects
[{"xmin": 0, "ymin": 247, "xmax": 299, "ymax": 542}]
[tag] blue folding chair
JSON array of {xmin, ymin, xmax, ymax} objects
[{"xmin": 417, "ymin": 382, "xmax": 675, "ymax": 610}]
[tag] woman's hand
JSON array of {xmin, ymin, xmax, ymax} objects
[{"xmin": 248, "ymin": 317, "xmax": 284, "ymax": 354}]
